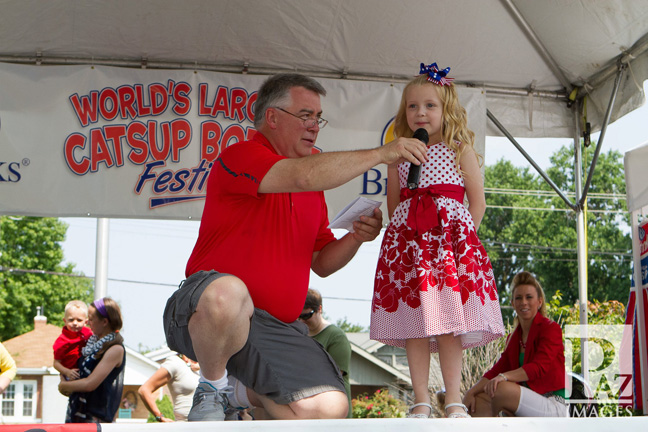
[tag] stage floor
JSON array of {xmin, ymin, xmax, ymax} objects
[
  {"xmin": 5, "ymin": 416, "xmax": 648, "ymax": 432},
  {"xmin": 103, "ymin": 416, "xmax": 647, "ymax": 431}
]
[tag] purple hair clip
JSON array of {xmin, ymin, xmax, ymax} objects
[
  {"xmin": 419, "ymin": 62, "xmax": 455, "ymax": 86},
  {"xmin": 93, "ymin": 298, "xmax": 108, "ymax": 318}
]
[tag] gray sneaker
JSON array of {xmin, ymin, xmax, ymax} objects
[
  {"xmin": 224, "ymin": 406, "xmax": 242, "ymax": 421},
  {"xmin": 187, "ymin": 383, "xmax": 231, "ymax": 422},
  {"xmin": 224, "ymin": 405, "xmax": 252, "ymax": 421}
]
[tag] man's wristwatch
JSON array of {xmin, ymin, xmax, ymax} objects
[{"xmin": 155, "ymin": 414, "xmax": 164, "ymax": 422}]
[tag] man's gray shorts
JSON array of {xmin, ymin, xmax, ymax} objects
[{"xmin": 163, "ymin": 270, "xmax": 346, "ymax": 404}]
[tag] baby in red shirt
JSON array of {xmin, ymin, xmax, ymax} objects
[{"xmin": 53, "ymin": 300, "xmax": 93, "ymax": 380}]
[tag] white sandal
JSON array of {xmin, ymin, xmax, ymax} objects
[
  {"xmin": 407, "ymin": 402, "xmax": 433, "ymax": 419},
  {"xmin": 445, "ymin": 403, "xmax": 471, "ymax": 418}
]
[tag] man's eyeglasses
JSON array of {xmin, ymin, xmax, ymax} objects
[
  {"xmin": 274, "ymin": 107, "xmax": 328, "ymax": 129},
  {"xmin": 299, "ymin": 309, "xmax": 316, "ymax": 320}
]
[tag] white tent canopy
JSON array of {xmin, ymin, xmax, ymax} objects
[{"xmin": 1, "ymin": 0, "xmax": 648, "ymax": 138}]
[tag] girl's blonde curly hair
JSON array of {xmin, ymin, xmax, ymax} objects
[{"xmin": 393, "ymin": 75, "xmax": 481, "ymax": 174}]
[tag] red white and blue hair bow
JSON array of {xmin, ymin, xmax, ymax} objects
[{"xmin": 419, "ymin": 62, "xmax": 454, "ymax": 86}]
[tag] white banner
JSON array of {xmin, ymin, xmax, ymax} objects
[{"xmin": 0, "ymin": 62, "xmax": 485, "ymax": 220}]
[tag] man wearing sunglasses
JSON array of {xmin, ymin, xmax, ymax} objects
[
  {"xmin": 301, "ymin": 289, "xmax": 353, "ymax": 418},
  {"xmin": 163, "ymin": 73, "xmax": 428, "ymax": 421}
]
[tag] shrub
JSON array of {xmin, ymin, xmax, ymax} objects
[
  {"xmin": 146, "ymin": 394, "xmax": 175, "ymax": 422},
  {"xmin": 352, "ymin": 389, "xmax": 407, "ymax": 418},
  {"xmin": 547, "ymin": 290, "xmax": 626, "ymax": 326},
  {"xmin": 547, "ymin": 291, "xmax": 626, "ymax": 376}
]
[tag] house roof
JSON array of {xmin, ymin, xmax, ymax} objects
[
  {"xmin": 3, "ymin": 315, "xmax": 62, "ymax": 369},
  {"xmin": 350, "ymin": 344, "xmax": 411, "ymax": 385},
  {"xmin": 346, "ymin": 332, "xmax": 388, "ymax": 353},
  {"xmin": 144, "ymin": 345, "xmax": 176, "ymax": 363}
]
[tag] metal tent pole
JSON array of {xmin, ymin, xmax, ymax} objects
[
  {"xmin": 579, "ymin": 64, "xmax": 626, "ymax": 208},
  {"xmin": 573, "ymin": 101, "xmax": 589, "ymax": 381},
  {"xmin": 0, "ymin": 53, "xmax": 566, "ymax": 100},
  {"xmin": 573, "ymin": 63, "xmax": 625, "ymax": 387},
  {"xmin": 94, "ymin": 218, "xmax": 109, "ymax": 300},
  {"xmin": 501, "ymin": 0, "xmax": 573, "ymax": 93}
]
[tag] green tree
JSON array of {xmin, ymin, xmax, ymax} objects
[
  {"xmin": 481, "ymin": 144, "xmax": 631, "ymax": 304},
  {"xmin": 0, "ymin": 216, "xmax": 93, "ymax": 340},
  {"xmin": 146, "ymin": 394, "xmax": 175, "ymax": 422},
  {"xmin": 544, "ymin": 146, "xmax": 631, "ymax": 303},
  {"xmin": 335, "ymin": 317, "xmax": 366, "ymax": 333},
  {"xmin": 480, "ymin": 160, "xmax": 546, "ymax": 300}
]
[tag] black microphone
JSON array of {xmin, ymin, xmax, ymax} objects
[{"xmin": 406, "ymin": 128, "xmax": 429, "ymax": 189}]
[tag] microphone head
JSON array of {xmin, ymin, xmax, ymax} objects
[
  {"xmin": 413, "ymin": 128, "xmax": 429, "ymax": 144},
  {"xmin": 407, "ymin": 128, "xmax": 428, "ymax": 190}
]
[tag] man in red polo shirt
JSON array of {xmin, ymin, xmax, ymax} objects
[{"xmin": 163, "ymin": 73, "xmax": 428, "ymax": 421}]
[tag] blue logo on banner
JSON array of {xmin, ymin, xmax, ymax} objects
[{"xmin": 0, "ymin": 160, "xmax": 25, "ymax": 183}]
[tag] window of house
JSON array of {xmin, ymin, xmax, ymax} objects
[
  {"xmin": 0, "ymin": 380, "xmax": 37, "ymax": 423},
  {"xmin": 375, "ymin": 345, "xmax": 409, "ymax": 369}
]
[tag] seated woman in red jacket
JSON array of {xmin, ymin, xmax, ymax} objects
[{"xmin": 463, "ymin": 271, "xmax": 568, "ymax": 417}]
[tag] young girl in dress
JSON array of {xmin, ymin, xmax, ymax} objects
[{"xmin": 371, "ymin": 63, "xmax": 505, "ymax": 418}]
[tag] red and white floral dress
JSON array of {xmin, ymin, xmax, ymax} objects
[{"xmin": 371, "ymin": 142, "xmax": 504, "ymax": 352}]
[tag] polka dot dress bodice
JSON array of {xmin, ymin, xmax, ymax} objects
[
  {"xmin": 371, "ymin": 142, "xmax": 504, "ymax": 352},
  {"xmin": 403, "ymin": 142, "xmax": 464, "ymax": 187},
  {"xmin": 390, "ymin": 143, "xmax": 467, "ymax": 231}
]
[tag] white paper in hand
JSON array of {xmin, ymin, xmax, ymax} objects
[{"xmin": 328, "ymin": 197, "xmax": 382, "ymax": 232}]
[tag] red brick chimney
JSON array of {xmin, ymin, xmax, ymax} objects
[{"xmin": 34, "ymin": 306, "xmax": 47, "ymax": 330}]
